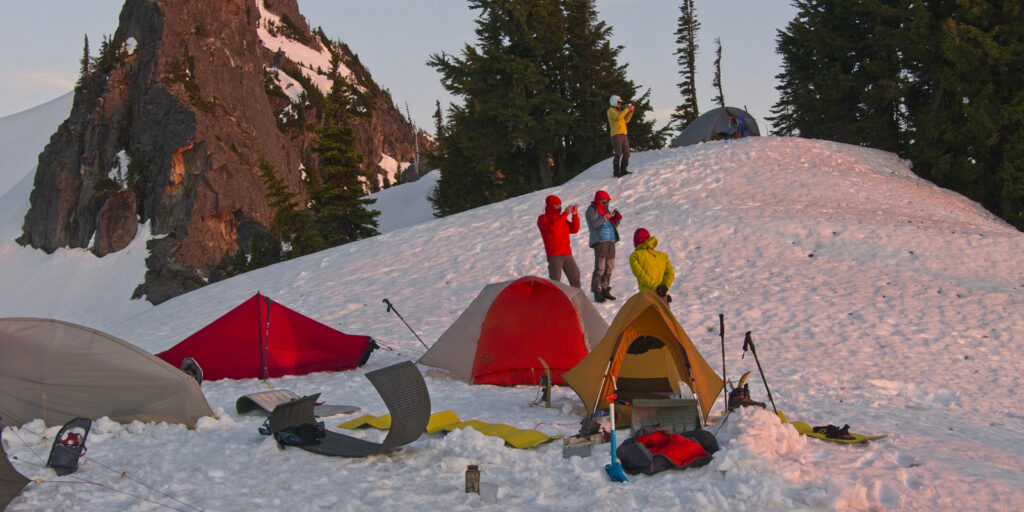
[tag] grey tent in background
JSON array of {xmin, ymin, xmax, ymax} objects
[
  {"xmin": 1, "ymin": 426, "xmax": 29, "ymax": 511},
  {"xmin": 671, "ymin": 106, "xmax": 760, "ymax": 147},
  {"xmin": 0, "ymin": 318, "xmax": 213, "ymax": 427}
]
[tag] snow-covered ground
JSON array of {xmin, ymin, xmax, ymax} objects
[{"xmin": 1, "ymin": 97, "xmax": 1022, "ymax": 511}]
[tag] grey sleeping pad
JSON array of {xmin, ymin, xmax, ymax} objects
[
  {"xmin": 237, "ymin": 389, "xmax": 359, "ymax": 417},
  {"xmin": 266, "ymin": 361, "xmax": 430, "ymax": 457}
]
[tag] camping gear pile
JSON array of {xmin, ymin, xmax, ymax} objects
[{"xmin": 0, "ymin": 277, "xmax": 885, "ymax": 508}]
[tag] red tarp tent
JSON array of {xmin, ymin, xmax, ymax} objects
[{"xmin": 157, "ymin": 293, "xmax": 376, "ymax": 380}]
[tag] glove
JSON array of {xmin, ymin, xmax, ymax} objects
[
  {"xmin": 656, "ymin": 285, "xmax": 668, "ymax": 297},
  {"xmin": 628, "ymin": 105, "xmax": 635, "ymax": 112},
  {"xmin": 665, "ymin": 294, "xmax": 672, "ymax": 303}
]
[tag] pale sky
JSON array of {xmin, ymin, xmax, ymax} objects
[{"xmin": 0, "ymin": 1, "xmax": 796, "ymax": 133}]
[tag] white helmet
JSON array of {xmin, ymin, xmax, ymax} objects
[{"xmin": 609, "ymin": 94, "xmax": 621, "ymax": 107}]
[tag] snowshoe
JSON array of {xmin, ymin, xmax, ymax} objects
[
  {"xmin": 790, "ymin": 421, "xmax": 887, "ymax": 444},
  {"xmin": 47, "ymin": 418, "xmax": 91, "ymax": 476}
]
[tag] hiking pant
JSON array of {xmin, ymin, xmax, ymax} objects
[
  {"xmin": 591, "ymin": 241, "xmax": 616, "ymax": 293},
  {"xmin": 547, "ymin": 254, "xmax": 581, "ymax": 288},
  {"xmin": 611, "ymin": 134, "xmax": 630, "ymax": 176}
]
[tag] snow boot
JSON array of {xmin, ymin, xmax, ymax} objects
[
  {"xmin": 602, "ymin": 288, "xmax": 617, "ymax": 301},
  {"xmin": 593, "ymin": 291, "xmax": 606, "ymax": 303},
  {"xmin": 812, "ymin": 424, "xmax": 855, "ymax": 441},
  {"xmin": 727, "ymin": 384, "xmax": 766, "ymax": 411}
]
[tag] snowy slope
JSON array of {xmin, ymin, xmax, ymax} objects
[
  {"xmin": 0, "ymin": 98, "xmax": 153, "ymax": 326},
  {"xmin": 0, "ymin": 93, "xmax": 73, "ymax": 197},
  {"xmin": 365, "ymin": 170, "xmax": 439, "ymax": 233},
  {"xmin": 1, "ymin": 96, "xmax": 1023, "ymax": 511}
]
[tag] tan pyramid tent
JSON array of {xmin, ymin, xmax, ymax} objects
[
  {"xmin": 0, "ymin": 318, "xmax": 213, "ymax": 427},
  {"xmin": 563, "ymin": 291, "xmax": 723, "ymax": 426},
  {"xmin": 418, "ymin": 276, "xmax": 608, "ymax": 385}
]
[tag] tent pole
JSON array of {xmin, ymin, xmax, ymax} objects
[
  {"xmin": 257, "ymin": 293, "xmax": 265, "ymax": 381},
  {"xmin": 594, "ymin": 359, "xmax": 614, "ymax": 414},
  {"xmin": 682, "ymin": 355, "xmax": 704, "ymax": 427},
  {"xmin": 263, "ymin": 298, "xmax": 273, "ymax": 381}
]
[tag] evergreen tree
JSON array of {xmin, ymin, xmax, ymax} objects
[
  {"xmin": 769, "ymin": 0, "xmax": 1024, "ymax": 230},
  {"xmin": 428, "ymin": 0, "xmax": 571, "ymax": 213},
  {"xmin": 902, "ymin": 0, "xmax": 1024, "ymax": 229},
  {"xmin": 77, "ymin": 35, "xmax": 91, "ymax": 88},
  {"xmin": 711, "ymin": 37, "xmax": 725, "ymax": 108},
  {"xmin": 428, "ymin": 0, "xmax": 663, "ymax": 216},
  {"xmin": 311, "ymin": 83, "xmax": 380, "ymax": 245},
  {"xmin": 433, "ymin": 99, "xmax": 446, "ymax": 139},
  {"xmin": 671, "ymin": 0, "xmax": 700, "ymax": 130},
  {"xmin": 768, "ymin": 0, "xmax": 905, "ymax": 153},
  {"xmin": 258, "ymin": 156, "xmax": 321, "ymax": 258},
  {"xmin": 560, "ymin": 0, "xmax": 664, "ymax": 182},
  {"xmin": 228, "ymin": 156, "xmax": 308, "ymax": 276}
]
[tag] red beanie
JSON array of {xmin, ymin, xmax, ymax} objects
[
  {"xmin": 594, "ymin": 190, "xmax": 610, "ymax": 203},
  {"xmin": 633, "ymin": 228, "xmax": 650, "ymax": 247}
]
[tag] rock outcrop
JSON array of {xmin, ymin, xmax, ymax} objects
[{"xmin": 18, "ymin": 0, "xmax": 433, "ymax": 304}]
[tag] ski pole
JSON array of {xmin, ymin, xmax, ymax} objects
[
  {"xmin": 719, "ymin": 314, "xmax": 727, "ymax": 409},
  {"xmin": 382, "ymin": 298, "xmax": 429, "ymax": 350},
  {"xmin": 742, "ymin": 331, "xmax": 778, "ymax": 415}
]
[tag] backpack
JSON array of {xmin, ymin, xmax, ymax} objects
[{"xmin": 259, "ymin": 419, "xmax": 326, "ymax": 447}]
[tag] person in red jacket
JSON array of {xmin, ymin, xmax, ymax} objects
[{"xmin": 537, "ymin": 194, "xmax": 582, "ymax": 288}]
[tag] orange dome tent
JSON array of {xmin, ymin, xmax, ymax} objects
[{"xmin": 418, "ymin": 276, "xmax": 608, "ymax": 385}]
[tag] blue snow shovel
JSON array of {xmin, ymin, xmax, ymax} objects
[{"xmin": 604, "ymin": 394, "xmax": 628, "ymax": 483}]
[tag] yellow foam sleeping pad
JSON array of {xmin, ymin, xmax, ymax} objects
[{"xmin": 339, "ymin": 410, "xmax": 562, "ymax": 449}]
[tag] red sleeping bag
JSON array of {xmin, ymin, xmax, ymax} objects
[{"xmin": 636, "ymin": 431, "xmax": 708, "ymax": 467}]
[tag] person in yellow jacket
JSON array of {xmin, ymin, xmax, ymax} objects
[
  {"xmin": 629, "ymin": 228, "xmax": 674, "ymax": 303},
  {"xmin": 607, "ymin": 94, "xmax": 634, "ymax": 178}
]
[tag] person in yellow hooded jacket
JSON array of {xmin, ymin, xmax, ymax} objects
[
  {"xmin": 607, "ymin": 94, "xmax": 634, "ymax": 178},
  {"xmin": 629, "ymin": 228, "xmax": 674, "ymax": 303}
]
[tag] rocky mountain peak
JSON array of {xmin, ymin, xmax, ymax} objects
[{"xmin": 18, "ymin": 0, "xmax": 433, "ymax": 304}]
